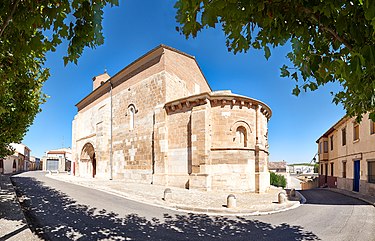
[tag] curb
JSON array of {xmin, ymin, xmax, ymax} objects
[
  {"xmin": 322, "ymin": 188, "xmax": 375, "ymax": 207},
  {"xmin": 297, "ymin": 190, "xmax": 307, "ymax": 204},
  {"xmin": 45, "ymin": 174, "xmax": 304, "ymax": 216},
  {"xmin": 1, "ymin": 175, "xmax": 41, "ymax": 240}
]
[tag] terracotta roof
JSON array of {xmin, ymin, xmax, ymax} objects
[
  {"xmin": 47, "ymin": 151, "xmax": 66, "ymax": 154},
  {"xmin": 268, "ymin": 161, "xmax": 287, "ymax": 170}
]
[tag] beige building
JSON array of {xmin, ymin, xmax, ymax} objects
[
  {"xmin": 317, "ymin": 113, "xmax": 375, "ymax": 196},
  {"xmin": 72, "ymin": 45, "xmax": 272, "ymax": 192},
  {"xmin": 0, "ymin": 143, "xmax": 31, "ymax": 174},
  {"xmin": 42, "ymin": 148, "xmax": 72, "ymax": 172}
]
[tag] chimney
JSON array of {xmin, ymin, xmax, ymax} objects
[{"xmin": 92, "ymin": 72, "xmax": 111, "ymax": 90}]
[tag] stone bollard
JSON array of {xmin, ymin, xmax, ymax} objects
[
  {"xmin": 163, "ymin": 188, "xmax": 172, "ymax": 201},
  {"xmin": 227, "ymin": 194, "xmax": 237, "ymax": 208},
  {"xmin": 290, "ymin": 188, "xmax": 296, "ymax": 197},
  {"xmin": 278, "ymin": 192, "xmax": 287, "ymax": 204}
]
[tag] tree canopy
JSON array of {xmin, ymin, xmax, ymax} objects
[
  {"xmin": 0, "ymin": 0, "xmax": 118, "ymax": 157},
  {"xmin": 175, "ymin": 0, "xmax": 375, "ymax": 121}
]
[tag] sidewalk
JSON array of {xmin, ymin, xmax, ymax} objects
[
  {"xmin": 47, "ymin": 172, "xmax": 303, "ymax": 215},
  {"xmin": 324, "ymin": 187, "xmax": 375, "ymax": 206},
  {"xmin": 0, "ymin": 174, "xmax": 40, "ymax": 241}
]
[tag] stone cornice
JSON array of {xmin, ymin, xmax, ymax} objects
[{"xmin": 164, "ymin": 91, "xmax": 272, "ymax": 119}]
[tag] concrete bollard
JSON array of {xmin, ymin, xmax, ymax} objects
[
  {"xmin": 163, "ymin": 188, "xmax": 172, "ymax": 201},
  {"xmin": 290, "ymin": 188, "xmax": 296, "ymax": 197},
  {"xmin": 48, "ymin": 170, "xmax": 52, "ymax": 175},
  {"xmin": 227, "ymin": 194, "xmax": 237, "ymax": 208},
  {"xmin": 278, "ymin": 192, "xmax": 287, "ymax": 204}
]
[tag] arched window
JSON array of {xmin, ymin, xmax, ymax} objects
[
  {"xmin": 129, "ymin": 105, "xmax": 135, "ymax": 130},
  {"xmin": 236, "ymin": 126, "xmax": 247, "ymax": 147}
]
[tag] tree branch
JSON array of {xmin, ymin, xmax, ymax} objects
[
  {"xmin": 301, "ymin": 6, "xmax": 353, "ymax": 51},
  {"xmin": 0, "ymin": 0, "xmax": 21, "ymax": 38}
]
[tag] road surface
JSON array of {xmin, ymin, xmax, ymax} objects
[{"xmin": 12, "ymin": 171, "xmax": 375, "ymax": 241}]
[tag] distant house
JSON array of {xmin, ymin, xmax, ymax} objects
[
  {"xmin": 30, "ymin": 156, "xmax": 42, "ymax": 171},
  {"xmin": 11, "ymin": 143, "xmax": 31, "ymax": 171},
  {"xmin": 316, "ymin": 113, "xmax": 375, "ymax": 196},
  {"xmin": 0, "ymin": 154, "xmax": 20, "ymax": 174},
  {"xmin": 0, "ymin": 143, "xmax": 31, "ymax": 174},
  {"xmin": 268, "ymin": 161, "xmax": 291, "ymax": 188},
  {"xmin": 42, "ymin": 148, "xmax": 72, "ymax": 172},
  {"xmin": 288, "ymin": 163, "xmax": 315, "ymax": 174},
  {"xmin": 268, "ymin": 161, "xmax": 289, "ymax": 173}
]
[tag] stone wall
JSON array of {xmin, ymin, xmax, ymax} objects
[
  {"xmin": 72, "ymin": 45, "xmax": 272, "ymax": 193},
  {"xmin": 337, "ymin": 177, "xmax": 375, "ymax": 196},
  {"xmin": 164, "ymin": 91, "xmax": 271, "ymax": 192}
]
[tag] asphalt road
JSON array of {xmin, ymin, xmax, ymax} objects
[{"xmin": 11, "ymin": 171, "xmax": 375, "ymax": 241}]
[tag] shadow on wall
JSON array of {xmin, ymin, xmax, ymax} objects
[{"xmin": 11, "ymin": 176, "xmax": 321, "ymax": 241}]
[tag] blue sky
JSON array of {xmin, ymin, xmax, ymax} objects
[{"xmin": 23, "ymin": 0, "xmax": 345, "ymax": 163}]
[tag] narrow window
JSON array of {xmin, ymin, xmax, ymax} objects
[
  {"xmin": 319, "ymin": 142, "xmax": 322, "ymax": 154},
  {"xmin": 342, "ymin": 161, "xmax": 346, "ymax": 178},
  {"xmin": 236, "ymin": 126, "xmax": 247, "ymax": 147},
  {"xmin": 330, "ymin": 163, "xmax": 334, "ymax": 176},
  {"xmin": 320, "ymin": 164, "xmax": 324, "ymax": 175},
  {"xmin": 129, "ymin": 106, "xmax": 135, "ymax": 130},
  {"xmin": 353, "ymin": 123, "xmax": 359, "ymax": 141},
  {"xmin": 368, "ymin": 161, "xmax": 375, "ymax": 183},
  {"xmin": 370, "ymin": 120, "xmax": 375, "ymax": 135},
  {"xmin": 342, "ymin": 128, "xmax": 346, "ymax": 146},
  {"xmin": 323, "ymin": 141, "xmax": 328, "ymax": 153},
  {"xmin": 330, "ymin": 135, "xmax": 334, "ymax": 151}
]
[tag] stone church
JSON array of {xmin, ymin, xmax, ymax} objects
[{"xmin": 72, "ymin": 45, "xmax": 271, "ymax": 192}]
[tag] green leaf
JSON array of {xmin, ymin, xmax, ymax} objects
[
  {"xmin": 264, "ymin": 46, "xmax": 271, "ymax": 60},
  {"xmin": 292, "ymin": 86, "xmax": 301, "ymax": 96},
  {"xmin": 174, "ymin": 0, "xmax": 375, "ymax": 123},
  {"xmin": 291, "ymin": 72, "xmax": 298, "ymax": 81},
  {"xmin": 280, "ymin": 65, "xmax": 290, "ymax": 77},
  {"xmin": 0, "ymin": 0, "xmax": 118, "ymax": 156}
]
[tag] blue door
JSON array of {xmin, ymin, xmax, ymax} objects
[{"xmin": 353, "ymin": 160, "xmax": 360, "ymax": 192}]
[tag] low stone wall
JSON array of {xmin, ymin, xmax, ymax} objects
[
  {"xmin": 360, "ymin": 180, "xmax": 375, "ymax": 196},
  {"xmin": 301, "ymin": 178, "xmax": 318, "ymax": 190},
  {"xmin": 318, "ymin": 175, "xmax": 337, "ymax": 188},
  {"xmin": 337, "ymin": 177, "xmax": 353, "ymax": 191},
  {"xmin": 336, "ymin": 177, "xmax": 375, "ymax": 197}
]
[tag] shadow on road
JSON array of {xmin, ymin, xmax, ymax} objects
[
  {"xmin": 0, "ymin": 174, "xmax": 28, "ymax": 223},
  {"xmin": 300, "ymin": 189, "xmax": 370, "ymax": 206},
  {"xmin": 12, "ymin": 176, "xmax": 321, "ymax": 241}
]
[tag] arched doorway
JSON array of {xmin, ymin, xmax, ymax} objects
[
  {"xmin": 80, "ymin": 143, "xmax": 96, "ymax": 178},
  {"xmin": 13, "ymin": 159, "xmax": 16, "ymax": 173},
  {"xmin": 0, "ymin": 159, "xmax": 4, "ymax": 174}
]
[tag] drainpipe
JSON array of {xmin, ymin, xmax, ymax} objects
[{"xmin": 109, "ymin": 81, "xmax": 113, "ymax": 180}]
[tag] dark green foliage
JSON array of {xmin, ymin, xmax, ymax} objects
[
  {"xmin": 314, "ymin": 164, "xmax": 319, "ymax": 173},
  {"xmin": 0, "ymin": 0, "xmax": 119, "ymax": 157},
  {"xmin": 175, "ymin": 0, "xmax": 375, "ymax": 122},
  {"xmin": 270, "ymin": 172, "xmax": 287, "ymax": 188}
]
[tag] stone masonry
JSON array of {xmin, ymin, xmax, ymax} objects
[{"xmin": 72, "ymin": 45, "xmax": 272, "ymax": 192}]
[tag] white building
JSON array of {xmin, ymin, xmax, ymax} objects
[{"xmin": 0, "ymin": 143, "xmax": 31, "ymax": 174}]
